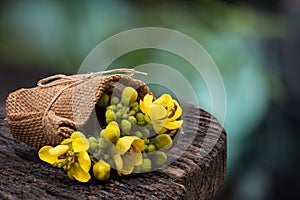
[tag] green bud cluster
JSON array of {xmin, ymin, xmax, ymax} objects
[{"xmin": 94, "ymin": 87, "xmax": 174, "ymax": 173}]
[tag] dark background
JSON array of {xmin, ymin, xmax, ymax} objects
[{"xmin": 0, "ymin": 0, "xmax": 299, "ymax": 199}]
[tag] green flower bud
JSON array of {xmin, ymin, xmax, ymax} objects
[
  {"xmin": 147, "ymin": 144, "xmax": 156, "ymax": 152},
  {"xmin": 143, "ymin": 138, "xmax": 149, "ymax": 145},
  {"xmin": 141, "ymin": 128, "xmax": 150, "ymax": 138},
  {"xmin": 154, "ymin": 134, "xmax": 172, "ymax": 151},
  {"xmin": 150, "ymin": 151, "xmax": 167, "ymax": 167},
  {"xmin": 88, "ymin": 137, "xmax": 98, "ymax": 150},
  {"xmin": 144, "ymin": 114, "xmax": 151, "ymax": 124},
  {"xmin": 107, "ymin": 105, "xmax": 117, "ymax": 112},
  {"xmin": 117, "ymin": 103, "xmax": 123, "ymax": 109},
  {"xmin": 128, "ymin": 116, "xmax": 137, "ymax": 124},
  {"xmin": 121, "ymin": 119, "xmax": 132, "ymax": 133},
  {"xmin": 93, "ymin": 160, "xmax": 111, "ymax": 181},
  {"xmin": 97, "ymin": 138, "xmax": 107, "ymax": 149},
  {"xmin": 103, "ymin": 154, "xmax": 110, "ymax": 161},
  {"xmin": 137, "ymin": 120, "xmax": 147, "ymax": 126},
  {"xmin": 101, "ymin": 122, "xmax": 120, "ymax": 144},
  {"xmin": 134, "ymin": 131, "xmax": 143, "ymax": 138},
  {"xmin": 111, "ymin": 96, "xmax": 120, "ymax": 105},
  {"xmin": 122, "ymin": 106, "xmax": 130, "ymax": 113},
  {"xmin": 97, "ymin": 93, "xmax": 109, "ymax": 107},
  {"xmin": 88, "ymin": 136, "xmax": 97, "ymax": 144},
  {"xmin": 122, "ymin": 113, "xmax": 129, "ymax": 119},
  {"xmin": 136, "ymin": 113, "xmax": 145, "ymax": 121},
  {"xmin": 105, "ymin": 110, "xmax": 116, "ymax": 123},
  {"xmin": 116, "ymin": 111, "xmax": 122, "ymax": 119},
  {"xmin": 122, "ymin": 87, "xmax": 138, "ymax": 105},
  {"xmin": 132, "ymin": 106, "xmax": 140, "ymax": 113},
  {"xmin": 129, "ymin": 110, "xmax": 136, "ymax": 116},
  {"xmin": 140, "ymin": 158, "xmax": 151, "ymax": 172},
  {"xmin": 129, "ymin": 101, "xmax": 139, "ymax": 108}
]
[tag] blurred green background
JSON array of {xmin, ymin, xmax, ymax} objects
[{"xmin": 1, "ymin": 0, "xmax": 299, "ymax": 199}]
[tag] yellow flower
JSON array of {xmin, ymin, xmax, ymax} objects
[
  {"xmin": 140, "ymin": 94, "xmax": 183, "ymax": 133},
  {"xmin": 113, "ymin": 136, "xmax": 145, "ymax": 175},
  {"xmin": 38, "ymin": 132, "xmax": 92, "ymax": 183}
]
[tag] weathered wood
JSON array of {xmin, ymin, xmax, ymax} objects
[{"xmin": 0, "ymin": 103, "xmax": 226, "ymax": 200}]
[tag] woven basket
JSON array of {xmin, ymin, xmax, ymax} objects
[{"xmin": 6, "ymin": 69, "xmax": 152, "ymax": 148}]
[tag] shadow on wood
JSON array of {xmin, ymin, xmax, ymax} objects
[{"xmin": 0, "ymin": 103, "xmax": 226, "ymax": 200}]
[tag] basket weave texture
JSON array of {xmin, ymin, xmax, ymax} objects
[{"xmin": 6, "ymin": 70, "xmax": 151, "ymax": 148}]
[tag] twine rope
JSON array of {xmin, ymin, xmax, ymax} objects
[{"xmin": 39, "ymin": 68, "xmax": 148, "ymax": 131}]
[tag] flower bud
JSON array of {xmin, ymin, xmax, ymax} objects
[
  {"xmin": 141, "ymin": 128, "xmax": 150, "ymax": 138},
  {"xmin": 147, "ymin": 144, "xmax": 156, "ymax": 152},
  {"xmin": 128, "ymin": 116, "xmax": 137, "ymax": 124},
  {"xmin": 121, "ymin": 119, "xmax": 132, "ymax": 133},
  {"xmin": 105, "ymin": 110, "xmax": 116, "ymax": 123},
  {"xmin": 136, "ymin": 113, "xmax": 145, "ymax": 121},
  {"xmin": 103, "ymin": 154, "xmax": 110, "ymax": 161},
  {"xmin": 107, "ymin": 105, "xmax": 117, "ymax": 112},
  {"xmin": 122, "ymin": 113, "xmax": 129, "ymax": 119},
  {"xmin": 93, "ymin": 161, "xmax": 111, "ymax": 181},
  {"xmin": 129, "ymin": 101, "xmax": 139, "ymax": 108},
  {"xmin": 129, "ymin": 110, "xmax": 136, "ymax": 116},
  {"xmin": 134, "ymin": 131, "xmax": 143, "ymax": 138},
  {"xmin": 88, "ymin": 137, "xmax": 98, "ymax": 150},
  {"xmin": 150, "ymin": 151, "xmax": 167, "ymax": 167},
  {"xmin": 153, "ymin": 134, "xmax": 172, "ymax": 151},
  {"xmin": 140, "ymin": 158, "xmax": 151, "ymax": 173},
  {"xmin": 97, "ymin": 93, "xmax": 109, "ymax": 107},
  {"xmin": 98, "ymin": 138, "xmax": 108, "ymax": 149},
  {"xmin": 137, "ymin": 121, "xmax": 147, "ymax": 126},
  {"xmin": 111, "ymin": 96, "xmax": 120, "ymax": 105},
  {"xmin": 122, "ymin": 87, "xmax": 138, "ymax": 105}
]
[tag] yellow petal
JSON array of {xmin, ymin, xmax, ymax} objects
[
  {"xmin": 125, "ymin": 152, "xmax": 143, "ymax": 166},
  {"xmin": 102, "ymin": 121, "xmax": 120, "ymax": 144},
  {"xmin": 167, "ymin": 100, "xmax": 182, "ymax": 121},
  {"xmin": 71, "ymin": 131, "xmax": 86, "ymax": 139},
  {"xmin": 140, "ymin": 94, "xmax": 153, "ymax": 114},
  {"xmin": 116, "ymin": 136, "xmax": 142, "ymax": 155},
  {"xmin": 49, "ymin": 145, "xmax": 69, "ymax": 156},
  {"xmin": 61, "ymin": 138, "xmax": 73, "ymax": 145},
  {"xmin": 38, "ymin": 146, "xmax": 58, "ymax": 164},
  {"xmin": 149, "ymin": 104, "xmax": 167, "ymax": 120},
  {"xmin": 69, "ymin": 162, "xmax": 91, "ymax": 182},
  {"xmin": 152, "ymin": 121, "xmax": 166, "ymax": 134},
  {"xmin": 113, "ymin": 154, "xmax": 123, "ymax": 171},
  {"xmin": 78, "ymin": 151, "xmax": 91, "ymax": 172},
  {"xmin": 153, "ymin": 94, "xmax": 172, "ymax": 106},
  {"xmin": 72, "ymin": 138, "xmax": 89, "ymax": 152},
  {"xmin": 132, "ymin": 139, "xmax": 146, "ymax": 152},
  {"xmin": 164, "ymin": 120, "xmax": 183, "ymax": 130},
  {"xmin": 118, "ymin": 156, "xmax": 135, "ymax": 175}
]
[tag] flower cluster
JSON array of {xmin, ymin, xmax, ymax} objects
[{"xmin": 38, "ymin": 86, "xmax": 183, "ymax": 182}]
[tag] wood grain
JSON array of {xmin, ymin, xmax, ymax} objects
[{"xmin": 0, "ymin": 103, "xmax": 226, "ymax": 200}]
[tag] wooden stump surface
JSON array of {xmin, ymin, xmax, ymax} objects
[{"xmin": 0, "ymin": 103, "xmax": 226, "ymax": 200}]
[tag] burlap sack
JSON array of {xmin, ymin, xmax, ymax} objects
[{"xmin": 6, "ymin": 69, "xmax": 152, "ymax": 148}]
